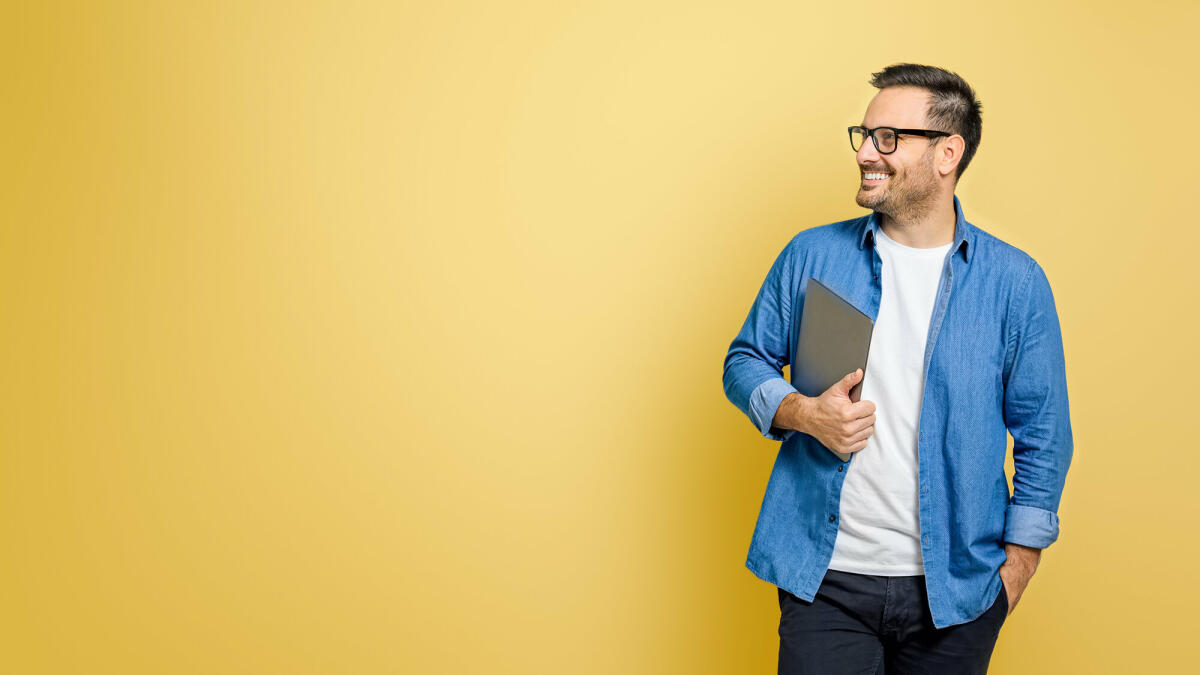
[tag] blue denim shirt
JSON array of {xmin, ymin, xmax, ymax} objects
[{"xmin": 722, "ymin": 195, "xmax": 1073, "ymax": 628}]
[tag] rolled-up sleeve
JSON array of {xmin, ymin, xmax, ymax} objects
[
  {"xmin": 1001, "ymin": 260, "xmax": 1074, "ymax": 549},
  {"xmin": 723, "ymin": 236, "xmax": 801, "ymax": 442},
  {"xmin": 750, "ymin": 377, "xmax": 800, "ymax": 441}
]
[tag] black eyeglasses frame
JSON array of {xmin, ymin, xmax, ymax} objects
[{"xmin": 848, "ymin": 125, "xmax": 951, "ymax": 154}]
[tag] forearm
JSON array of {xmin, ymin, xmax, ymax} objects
[
  {"xmin": 1003, "ymin": 542, "xmax": 1042, "ymax": 572},
  {"xmin": 771, "ymin": 392, "xmax": 814, "ymax": 436},
  {"xmin": 999, "ymin": 542, "xmax": 1043, "ymax": 616}
]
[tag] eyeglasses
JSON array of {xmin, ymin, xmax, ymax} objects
[{"xmin": 848, "ymin": 125, "xmax": 951, "ymax": 154}]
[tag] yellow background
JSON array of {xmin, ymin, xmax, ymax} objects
[{"xmin": 3, "ymin": 1, "xmax": 1195, "ymax": 672}]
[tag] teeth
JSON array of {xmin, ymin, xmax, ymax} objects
[{"xmin": 864, "ymin": 172, "xmax": 890, "ymax": 180}]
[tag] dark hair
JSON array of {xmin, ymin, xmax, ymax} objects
[{"xmin": 869, "ymin": 63, "xmax": 982, "ymax": 180}]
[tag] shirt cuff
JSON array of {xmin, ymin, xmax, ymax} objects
[
  {"xmin": 1003, "ymin": 503, "xmax": 1061, "ymax": 549},
  {"xmin": 749, "ymin": 377, "xmax": 799, "ymax": 442}
]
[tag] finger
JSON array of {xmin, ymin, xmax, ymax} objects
[
  {"xmin": 839, "ymin": 417, "xmax": 870, "ymax": 438},
  {"xmin": 829, "ymin": 368, "xmax": 863, "ymax": 397},
  {"xmin": 847, "ymin": 415, "xmax": 876, "ymax": 434},
  {"xmin": 838, "ymin": 437, "xmax": 869, "ymax": 454},
  {"xmin": 848, "ymin": 424, "xmax": 874, "ymax": 444},
  {"xmin": 848, "ymin": 400, "xmax": 876, "ymax": 418}
]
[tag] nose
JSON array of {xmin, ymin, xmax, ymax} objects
[{"xmin": 856, "ymin": 131, "xmax": 882, "ymax": 166}]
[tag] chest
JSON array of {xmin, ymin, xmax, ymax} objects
[{"xmin": 792, "ymin": 253, "xmax": 1014, "ymax": 386}]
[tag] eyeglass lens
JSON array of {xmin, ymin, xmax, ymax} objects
[{"xmin": 850, "ymin": 127, "xmax": 897, "ymax": 153}]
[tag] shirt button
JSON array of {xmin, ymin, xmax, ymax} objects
[
  {"xmin": 923, "ymin": 534, "xmax": 931, "ymax": 545},
  {"xmin": 829, "ymin": 514, "xmax": 836, "ymax": 522},
  {"xmin": 837, "ymin": 465, "xmax": 844, "ymax": 472}
]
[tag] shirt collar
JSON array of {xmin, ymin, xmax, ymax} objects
[{"xmin": 858, "ymin": 194, "xmax": 974, "ymax": 263}]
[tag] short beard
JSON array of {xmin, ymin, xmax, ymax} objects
[{"xmin": 856, "ymin": 149, "xmax": 940, "ymax": 223}]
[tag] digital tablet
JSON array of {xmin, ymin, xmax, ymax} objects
[{"xmin": 793, "ymin": 278, "xmax": 874, "ymax": 460}]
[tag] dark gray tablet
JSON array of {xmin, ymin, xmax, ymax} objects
[{"xmin": 794, "ymin": 278, "xmax": 874, "ymax": 459}]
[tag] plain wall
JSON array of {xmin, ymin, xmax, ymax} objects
[{"xmin": 3, "ymin": 1, "xmax": 1196, "ymax": 672}]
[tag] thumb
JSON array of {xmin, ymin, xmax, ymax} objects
[{"xmin": 832, "ymin": 368, "xmax": 863, "ymax": 396}]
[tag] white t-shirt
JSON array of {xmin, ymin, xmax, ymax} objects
[{"xmin": 827, "ymin": 226, "xmax": 952, "ymax": 576}]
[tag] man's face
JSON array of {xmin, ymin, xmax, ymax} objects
[{"xmin": 854, "ymin": 86, "xmax": 942, "ymax": 216}]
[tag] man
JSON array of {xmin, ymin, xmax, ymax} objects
[{"xmin": 721, "ymin": 64, "xmax": 1073, "ymax": 674}]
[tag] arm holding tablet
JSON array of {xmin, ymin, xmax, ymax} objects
[{"xmin": 772, "ymin": 368, "xmax": 877, "ymax": 457}]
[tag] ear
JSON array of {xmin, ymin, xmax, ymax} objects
[{"xmin": 938, "ymin": 135, "xmax": 966, "ymax": 179}]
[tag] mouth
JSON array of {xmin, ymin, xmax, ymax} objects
[{"xmin": 861, "ymin": 171, "xmax": 892, "ymax": 185}]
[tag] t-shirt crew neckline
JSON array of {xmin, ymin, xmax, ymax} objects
[{"xmin": 875, "ymin": 226, "xmax": 954, "ymax": 257}]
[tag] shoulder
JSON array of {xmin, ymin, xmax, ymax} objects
[
  {"xmin": 965, "ymin": 220, "xmax": 1043, "ymax": 283},
  {"xmin": 967, "ymin": 222, "xmax": 1060, "ymax": 331}
]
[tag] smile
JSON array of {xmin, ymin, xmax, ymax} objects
[{"xmin": 862, "ymin": 172, "xmax": 891, "ymax": 182}]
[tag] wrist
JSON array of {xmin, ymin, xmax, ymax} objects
[
  {"xmin": 1003, "ymin": 542, "xmax": 1042, "ymax": 569},
  {"xmin": 782, "ymin": 393, "xmax": 813, "ymax": 435}
]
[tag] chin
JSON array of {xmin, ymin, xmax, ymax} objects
[{"xmin": 855, "ymin": 192, "xmax": 881, "ymax": 210}]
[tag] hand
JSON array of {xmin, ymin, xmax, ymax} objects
[
  {"xmin": 998, "ymin": 543, "xmax": 1042, "ymax": 617},
  {"xmin": 796, "ymin": 369, "xmax": 876, "ymax": 456}
]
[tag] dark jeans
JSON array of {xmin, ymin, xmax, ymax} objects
[{"xmin": 777, "ymin": 569, "xmax": 1008, "ymax": 675}]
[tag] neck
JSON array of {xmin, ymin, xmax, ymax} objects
[{"xmin": 879, "ymin": 192, "xmax": 957, "ymax": 248}]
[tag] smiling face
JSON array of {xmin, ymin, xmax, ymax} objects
[{"xmin": 854, "ymin": 86, "xmax": 944, "ymax": 218}]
